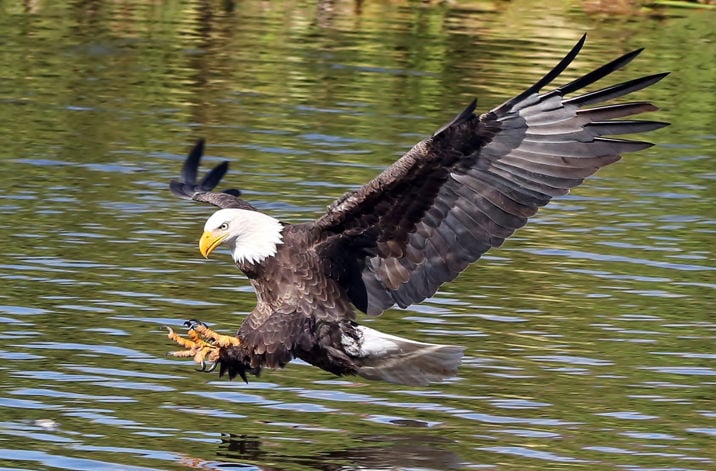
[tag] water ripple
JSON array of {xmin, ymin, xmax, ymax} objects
[
  {"xmin": 479, "ymin": 446, "xmax": 588, "ymax": 463},
  {"xmin": 0, "ymin": 3, "xmax": 713, "ymax": 471},
  {"xmin": 531, "ymin": 248, "xmax": 714, "ymax": 272}
]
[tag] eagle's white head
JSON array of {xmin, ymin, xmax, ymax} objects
[{"xmin": 199, "ymin": 208, "xmax": 284, "ymax": 265}]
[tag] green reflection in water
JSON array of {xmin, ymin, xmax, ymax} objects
[{"xmin": 0, "ymin": 1, "xmax": 714, "ymax": 470}]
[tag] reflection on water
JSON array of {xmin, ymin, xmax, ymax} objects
[
  {"xmin": 218, "ymin": 434, "xmax": 464, "ymax": 470},
  {"xmin": 0, "ymin": 0, "xmax": 715, "ymax": 470}
]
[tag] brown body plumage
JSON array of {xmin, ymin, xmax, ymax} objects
[
  {"xmin": 167, "ymin": 35, "xmax": 668, "ymax": 386},
  {"xmin": 223, "ymin": 223, "xmax": 359, "ymax": 379}
]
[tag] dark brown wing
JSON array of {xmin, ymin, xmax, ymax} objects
[
  {"xmin": 169, "ymin": 139, "xmax": 257, "ymax": 210},
  {"xmin": 314, "ymin": 35, "xmax": 669, "ymax": 316}
]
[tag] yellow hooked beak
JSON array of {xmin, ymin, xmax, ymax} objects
[{"xmin": 199, "ymin": 230, "xmax": 227, "ymax": 258}]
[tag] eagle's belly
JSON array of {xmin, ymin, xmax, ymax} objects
[{"xmin": 233, "ymin": 237, "xmax": 359, "ymax": 375}]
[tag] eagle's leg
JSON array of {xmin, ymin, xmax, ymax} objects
[{"xmin": 165, "ymin": 320, "xmax": 240, "ymax": 372}]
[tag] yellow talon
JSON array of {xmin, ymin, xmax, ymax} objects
[
  {"xmin": 165, "ymin": 323, "xmax": 239, "ymax": 371},
  {"xmin": 166, "ymin": 326, "xmax": 199, "ymax": 350},
  {"xmin": 191, "ymin": 323, "xmax": 241, "ymax": 348}
]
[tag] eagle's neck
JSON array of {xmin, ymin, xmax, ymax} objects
[{"xmin": 229, "ymin": 210, "xmax": 284, "ymax": 265}]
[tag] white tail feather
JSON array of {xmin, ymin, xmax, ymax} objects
[{"xmin": 350, "ymin": 326, "xmax": 464, "ymax": 386}]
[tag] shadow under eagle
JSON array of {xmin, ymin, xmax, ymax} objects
[{"xmin": 166, "ymin": 34, "xmax": 668, "ymax": 386}]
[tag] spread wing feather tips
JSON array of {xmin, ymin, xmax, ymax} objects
[
  {"xmin": 314, "ymin": 35, "xmax": 668, "ymax": 316},
  {"xmin": 170, "ymin": 139, "xmax": 255, "ymax": 210}
]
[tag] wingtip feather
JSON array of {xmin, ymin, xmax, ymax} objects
[
  {"xmin": 181, "ymin": 138, "xmax": 205, "ymax": 185},
  {"xmin": 433, "ymin": 98, "xmax": 478, "ymax": 137},
  {"xmin": 199, "ymin": 160, "xmax": 230, "ymax": 191},
  {"xmin": 169, "ymin": 139, "xmax": 250, "ymax": 208},
  {"xmin": 169, "ymin": 180, "xmax": 192, "ymax": 199},
  {"xmin": 498, "ymin": 34, "xmax": 588, "ymax": 111}
]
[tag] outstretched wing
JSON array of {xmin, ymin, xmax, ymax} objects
[
  {"xmin": 314, "ymin": 35, "xmax": 669, "ymax": 316},
  {"xmin": 169, "ymin": 138, "xmax": 257, "ymax": 211}
]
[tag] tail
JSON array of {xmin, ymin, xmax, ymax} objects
[{"xmin": 350, "ymin": 325, "xmax": 464, "ymax": 386}]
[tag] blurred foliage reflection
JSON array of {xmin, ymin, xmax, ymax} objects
[{"xmin": 0, "ymin": 1, "xmax": 714, "ymax": 470}]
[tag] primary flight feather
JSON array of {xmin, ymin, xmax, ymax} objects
[{"xmin": 166, "ymin": 35, "xmax": 668, "ymax": 386}]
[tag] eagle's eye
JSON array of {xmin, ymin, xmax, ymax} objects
[{"xmin": 219, "ymin": 223, "xmax": 229, "ymax": 231}]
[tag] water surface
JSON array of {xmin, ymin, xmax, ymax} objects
[{"xmin": 0, "ymin": 1, "xmax": 714, "ymax": 470}]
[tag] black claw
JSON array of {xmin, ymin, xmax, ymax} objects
[
  {"xmin": 184, "ymin": 319, "xmax": 208, "ymax": 330},
  {"xmin": 196, "ymin": 360, "xmax": 218, "ymax": 373}
]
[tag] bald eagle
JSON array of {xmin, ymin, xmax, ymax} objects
[{"xmin": 166, "ymin": 35, "xmax": 667, "ymax": 386}]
